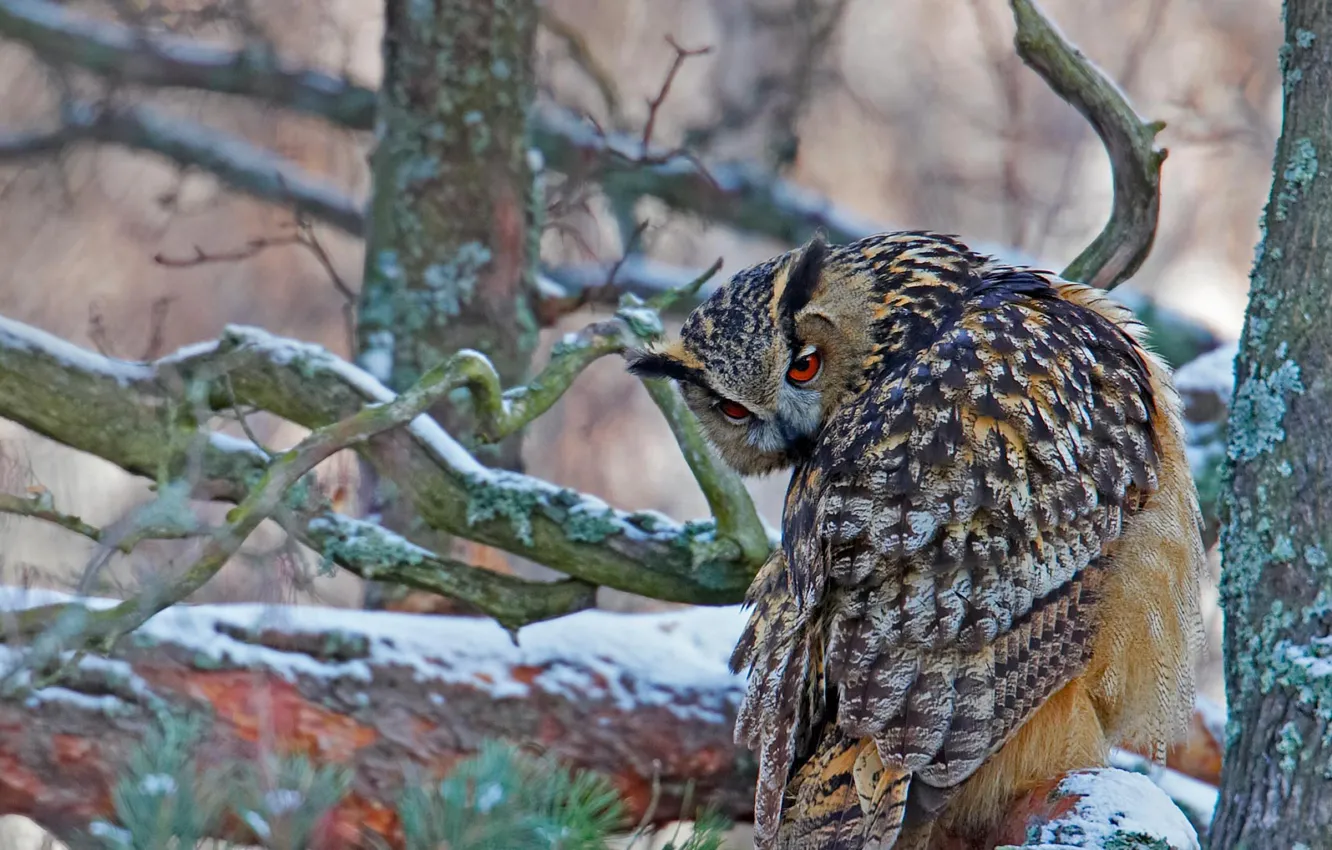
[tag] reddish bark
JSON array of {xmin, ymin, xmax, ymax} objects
[{"xmin": 0, "ymin": 592, "xmax": 755, "ymax": 847}]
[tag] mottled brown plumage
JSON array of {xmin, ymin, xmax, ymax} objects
[{"xmin": 627, "ymin": 231, "xmax": 1204, "ymax": 849}]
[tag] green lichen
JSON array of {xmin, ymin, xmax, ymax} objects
[
  {"xmin": 1276, "ymin": 138, "xmax": 1319, "ymax": 221},
  {"xmin": 463, "ymin": 473, "xmax": 540, "ymax": 546},
  {"xmin": 1296, "ymin": 28, "xmax": 1317, "ymax": 48},
  {"xmin": 1306, "ymin": 544, "xmax": 1330, "ymax": 568},
  {"xmin": 1226, "ymin": 359, "xmax": 1305, "ymax": 461},
  {"xmin": 1103, "ymin": 833, "xmax": 1171, "ymax": 850},
  {"xmin": 315, "ymin": 515, "xmax": 427, "ymax": 578},
  {"xmin": 561, "ymin": 506, "xmax": 622, "ymax": 544},
  {"xmin": 1278, "ymin": 719, "xmax": 1304, "ymax": 774},
  {"xmin": 422, "ymin": 242, "xmax": 492, "ymax": 318}
]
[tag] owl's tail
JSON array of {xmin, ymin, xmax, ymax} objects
[{"xmin": 776, "ymin": 734, "xmax": 913, "ymax": 849}]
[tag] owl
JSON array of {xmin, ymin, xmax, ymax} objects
[{"xmin": 627, "ymin": 231, "xmax": 1205, "ymax": 849}]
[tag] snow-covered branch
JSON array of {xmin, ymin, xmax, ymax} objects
[
  {"xmin": 0, "ymin": 0, "xmax": 377, "ymax": 129},
  {"xmin": 0, "ymin": 312, "xmax": 761, "ymax": 612},
  {"xmin": 0, "ymin": 102, "xmax": 365, "ymax": 235},
  {"xmin": 0, "ymin": 587, "xmax": 1219, "ymax": 848}
]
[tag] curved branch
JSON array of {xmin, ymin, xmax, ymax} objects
[
  {"xmin": 0, "ymin": 0, "xmax": 377, "ymax": 129},
  {"xmin": 1010, "ymin": 0, "xmax": 1167, "ymax": 290}
]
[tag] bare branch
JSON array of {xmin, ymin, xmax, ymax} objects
[
  {"xmin": 302, "ymin": 514, "xmax": 596, "ymax": 631},
  {"xmin": 0, "ymin": 102, "xmax": 365, "ymax": 234},
  {"xmin": 531, "ymin": 103, "xmax": 880, "ymax": 247},
  {"xmin": 0, "ymin": 0, "xmax": 377, "ymax": 129},
  {"xmin": 1010, "ymin": 0, "xmax": 1167, "ymax": 290},
  {"xmin": 0, "ymin": 490, "xmax": 109, "ymax": 545},
  {"xmin": 639, "ymin": 36, "xmax": 712, "ymax": 155}
]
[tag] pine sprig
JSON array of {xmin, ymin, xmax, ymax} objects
[
  {"xmin": 89, "ymin": 711, "xmax": 227, "ymax": 850},
  {"xmin": 398, "ymin": 740, "xmax": 625, "ymax": 850},
  {"xmin": 232, "ymin": 753, "xmax": 353, "ymax": 849}
]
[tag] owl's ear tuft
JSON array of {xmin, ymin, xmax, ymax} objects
[
  {"xmin": 625, "ymin": 348, "xmax": 701, "ymax": 384},
  {"xmin": 779, "ymin": 232, "xmax": 828, "ymax": 319}
]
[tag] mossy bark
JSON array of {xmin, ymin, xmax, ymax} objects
[
  {"xmin": 356, "ymin": 0, "xmax": 541, "ymax": 608},
  {"xmin": 1213, "ymin": 1, "xmax": 1332, "ymax": 843}
]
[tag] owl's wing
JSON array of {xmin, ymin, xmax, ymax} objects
[{"xmin": 755, "ymin": 274, "xmax": 1163, "ymax": 831}]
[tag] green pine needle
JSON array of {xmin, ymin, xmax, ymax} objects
[{"xmin": 398, "ymin": 740, "xmax": 626, "ymax": 850}]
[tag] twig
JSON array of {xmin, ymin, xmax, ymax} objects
[
  {"xmin": 224, "ymin": 373, "xmax": 274, "ymax": 458},
  {"xmin": 646, "ymin": 257, "xmax": 724, "ymax": 312},
  {"xmin": 0, "ymin": 0, "xmax": 377, "ymax": 130},
  {"xmin": 140, "ymin": 296, "xmax": 175, "ymax": 360},
  {"xmin": 0, "ymin": 491, "xmax": 107, "ymax": 545},
  {"xmin": 543, "ymin": 221, "xmax": 652, "ymax": 321},
  {"xmin": 640, "ymin": 37, "xmax": 712, "ymax": 156},
  {"xmin": 155, "ymin": 219, "xmax": 358, "ymax": 352},
  {"xmin": 154, "ymin": 235, "xmax": 304, "ymax": 267},
  {"xmin": 1009, "ymin": 0, "xmax": 1167, "ymax": 290}
]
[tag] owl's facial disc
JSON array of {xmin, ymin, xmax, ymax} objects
[{"xmin": 713, "ymin": 343, "xmax": 825, "ymax": 455}]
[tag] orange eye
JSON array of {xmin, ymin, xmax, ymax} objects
[
  {"xmin": 786, "ymin": 347, "xmax": 822, "ymax": 384},
  {"xmin": 718, "ymin": 399, "xmax": 751, "ymax": 421}
]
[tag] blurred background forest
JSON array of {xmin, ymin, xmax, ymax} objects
[{"xmin": 0, "ymin": 0, "xmax": 1279, "ymax": 843}]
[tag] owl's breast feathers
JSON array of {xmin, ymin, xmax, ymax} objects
[{"xmin": 731, "ymin": 233, "xmax": 1181, "ymax": 849}]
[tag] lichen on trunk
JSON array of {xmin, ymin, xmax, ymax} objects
[
  {"xmin": 1213, "ymin": 0, "xmax": 1332, "ymax": 841},
  {"xmin": 358, "ymin": 0, "xmax": 540, "ymax": 465},
  {"xmin": 355, "ymin": 0, "xmax": 542, "ymax": 608}
]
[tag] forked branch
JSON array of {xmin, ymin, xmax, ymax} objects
[{"xmin": 1009, "ymin": 0, "xmax": 1167, "ymax": 290}]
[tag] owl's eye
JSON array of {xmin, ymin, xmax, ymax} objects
[
  {"xmin": 717, "ymin": 399, "xmax": 752, "ymax": 422},
  {"xmin": 786, "ymin": 346, "xmax": 823, "ymax": 384}
]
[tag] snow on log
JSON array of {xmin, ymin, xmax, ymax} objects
[
  {"xmin": 0, "ymin": 587, "xmax": 753, "ymax": 846},
  {"xmin": 1, "ymin": 587, "xmax": 1222, "ymax": 847}
]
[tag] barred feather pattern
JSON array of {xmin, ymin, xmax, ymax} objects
[{"xmin": 729, "ymin": 234, "xmax": 1167, "ymax": 849}]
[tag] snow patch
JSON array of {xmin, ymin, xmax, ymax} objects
[
  {"xmin": 222, "ymin": 325, "xmax": 487, "ymax": 478},
  {"xmin": 0, "ymin": 586, "xmax": 749, "ymax": 722},
  {"xmin": 1173, "ymin": 343, "xmax": 1239, "ymax": 406},
  {"xmin": 1028, "ymin": 768, "xmax": 1201, "ymax": 849},
  {"xmin": 154, "ymin": 338, "xmax": 222, "ymax": 365}
]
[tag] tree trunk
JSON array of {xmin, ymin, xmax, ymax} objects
[
  {"xmin": 1212, "ymin": 1, "xmax": 1332, "ymax": 843},
  {"xmin": 356, "ymin": 0, "xmax": 542, "ymax": 611}
]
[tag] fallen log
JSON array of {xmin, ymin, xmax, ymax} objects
[{"xmin": 0, "ymin": 587, "xmax": 1220, "ymax": 848}]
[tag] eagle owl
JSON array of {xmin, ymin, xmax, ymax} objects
[{"xmin": 627, "ymin": 232, "xmax": 1205, "ymax": 849}]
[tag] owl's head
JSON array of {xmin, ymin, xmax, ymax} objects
[{"xmin": 627, "ymin": 235, "xmax": 875, "ymax": 476}]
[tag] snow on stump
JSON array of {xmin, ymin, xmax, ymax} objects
[{"xmin": 994, "ymin": 768, "xmax": 1201, "ymax": 850}]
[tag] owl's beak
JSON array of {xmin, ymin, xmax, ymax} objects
[{"xmin": 777, "ymin": 419, "xmax": 818, "ymax": 457}]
